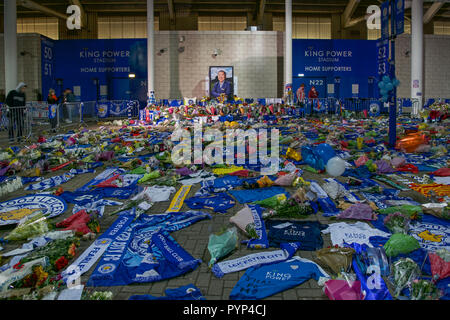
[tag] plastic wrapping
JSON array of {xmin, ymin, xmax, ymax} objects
[
  {"xmin": 429, "ymin": 250, "xmax": 450, "ymax": 281},
  {"xmin": 273, "ymin": 172, "xmax": 296, "ymax": 186},
  {"xmin": 208, "ymin": 227, "xmax": 238, "ymax": 267},
  {"xmin": 5, "ymin": 212, "xmax": 50, "ymax": 241},
  {"xmin": 337, "ymin": 203, "xmax": 375, "ymax": 220},
  {"xmin": 384, "ymin": 233, "xmax": 420, "ymax": 257},
  {"xmin": 324, "ymin": 279, "xmax": 363, "ymax": 300},
  {"xmin": 252, "ymin": 193, "xmax": 287, "ymax": 209},
  {"xmin": 315, "ymin": 247, "xmax": 355, "ymax": 274}
]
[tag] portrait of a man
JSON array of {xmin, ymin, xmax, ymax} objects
[{"xmin": 210, "ymin": 67, "xmax": 234, "ymax": 99}]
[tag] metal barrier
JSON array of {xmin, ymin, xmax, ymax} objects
[
  {"xmin": 0, "ymin": 104, "xmax": 32, "ymax": 143},
  {"xmin": 57, "ymin": 102, "xmax": 83, "ymax": 128}
]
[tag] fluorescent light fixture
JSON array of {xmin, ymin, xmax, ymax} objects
[
  {"xmin": 297, "ymin": 73, "xmax": 305, "ymax": 77},
  {"xmin": 128, "ymin": 73, "xmax": 136, "ymax": 78}
]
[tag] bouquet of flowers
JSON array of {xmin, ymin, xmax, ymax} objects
[
  {"xmin": 391, "ymin": 258, "xmax": 421, "ymax": 298},
  {"xmin": 410, "ymin": 279, "xmax": 441, "ymax": 300},
  {"xmin": 384, "ymin": 212, "xmax": 410, "ymax": 234},
  {"xmin": 273, "ymin": 198, "xmax": 314, "ymax": 218},
  {"xmin": 18, "ymin": 237, "xmax": 79, "ymax": 274},
  {"xmin": 5, "ymin": 212, "xmax": 50, "ymax": 241}
]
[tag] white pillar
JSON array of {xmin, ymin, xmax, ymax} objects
[
  {"xmin": 285, "ymin": 0, "xmax": 292, "ymax": 87},
  {"xmin": 411, "ymin": 0, "xmax": 423, "ymax": 112},
  {"xmin": 4, "ymin": 0, "xmax": 18, "ymax": 94},
  {"xmin": 147, "ymin": 0, "xmax": 155, "ymax": 97}
]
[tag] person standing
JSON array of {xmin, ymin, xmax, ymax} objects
[
  {"xmin": 6, "ymin": 82, "xmax": 27, "ymax": 143},
  {"xmin": 47, "ymin": 88, "xmax": 58, "ymax": 133},
  {"xmin": 61, "ymin": 88, "xmax": 77, "ymax": 123},
  {"xmin": 308, "ymin": 86, "xmax": 319, "ymax": 116}
]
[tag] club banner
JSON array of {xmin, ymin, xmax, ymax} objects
[
  {"xmin": 62, "ymin": 214, "xmax": 135, "ymax": 284},
  {"xmin": 0, "ymin": 194, "xmax": 67, "ymax": 226},
  {"xmin": 96, "ymin": 102, "xmax": 110, "ymax": 118},
  {"xmin": 88, "ymin": 211, "xmax": 211, "ymax": 287}
]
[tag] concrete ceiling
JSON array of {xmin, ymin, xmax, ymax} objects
[{"xmin": 1, "ymin": 0, "xmax": 449, "ymax": 22}]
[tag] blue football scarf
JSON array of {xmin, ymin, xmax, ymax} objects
[
  {"xmin": 62, "ymin": 214, "xmax": 135, "ymax": 284},
  {"xmin": 244, "ymin": 204, "xmax": 269, "ymax": 249},
  {"xmin": 229, "ymin": 255, "xmax": 329, "ymax": 300},
  {"xmin": 198, "ymin": 176, "xmax": 243, "ymax": 195},
  {"xmin": 344, "ymin": 243, "xmax": 393, "ymax": 300},
  {"xmin": 228, "ymin": 186, "xmax": 290, "ymax": 204},
  {"xmin": 87, "ymin": 211, "xmax": 211, "ymax": 287},
  {"xmin": 317, "ymin": 197, "xmax": 340, "ymax": 217},
  {"xmin": 25, "ymin": 169, "xmax": 94, "ymax": 191},
  {"xmin": 185, "ymin": 192, "xmax": 235, "ymax": 214},
  {"xmin": 211, "ymin": 242, "xmax": 301, "ymax": 278},
  {"xmin": 267, "ymin": 220, "xmax": 326, "ymax": 251},
  {"xmin": 129, "ymin": 284, "xmax": 205, "ymax": 300},
  {"xmin": 73, "ymin": 199, "xmax": 122, "ymax": 217}
]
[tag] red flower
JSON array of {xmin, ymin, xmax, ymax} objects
[{"xmin": 55, "ymin": 256, "xmax": 69, "ymax": 271}]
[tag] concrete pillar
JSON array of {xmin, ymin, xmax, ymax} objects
[
  {"xmin": 4, "ymin": 0, "xmax": 18, "ymax": 94},
  {"xmin": 147, "ymin": 0, "xmax": 155, "ymax": 97},
  {"xmin": 411, "ymin": 0, "xmax": 423, "ymax": 111},
  {"xmin": 284, "ymin": 0, "xmax": 292, "ymax": 86}
]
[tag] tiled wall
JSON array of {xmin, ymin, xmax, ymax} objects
[
  {"xmin": 395, "ymin": 33, "xmax": 450, "ymax": 100},
  {"xmin": 2, "ymin": 32, "xmax": 450, "ymax": 101},
  {"xmin": 153, "ymin": 31, "xmax": 283, "ymax": 99},
  {"xmin": 0, "ymin": 33, "xmax": 41, "ymax": 100}
]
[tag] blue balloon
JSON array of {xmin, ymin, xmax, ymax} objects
[
  {"xmin": 380, "ymin": 89, "xmax": 388, "ymax": 96},
  {"xmin": 378, "ymin": 82, "xmax": 385, "ymax": 89},
  {"xmin": 392, "ymin": 79, "xmax": 400, "ymax": 87},
  {"xmin": 382, "ymin": 75, "xmax": 390, "ymax": 83},
  {"xmin": 385, "ymin": 82, "xmax": 394, "ymax": 91}
]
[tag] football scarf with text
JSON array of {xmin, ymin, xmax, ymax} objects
[{"xmin": 87, "ymin": 211, "xmax": 211, "ymax": 287}]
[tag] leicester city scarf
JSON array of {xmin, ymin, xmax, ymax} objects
[
  {"xmin": 244, "ymin": 204, "xmax": 269, "ymax": 249},
  {"xmin": 211, "ymin": 242, "xmax": 301, "ymax": 278},
  {"xmin": 185, "ymin": 192, "xmax": 235, "ymax": 214},
  {"xmin": 87, "ymin": 211, "xmax": 211, "ymax": 287},
  {"xmin": 62, "ymin": 214, "xmax": 135, "ymax": 285},
  {"xmin": 25, "ymin": 169, "xmax": 94, "ymax": 191}
]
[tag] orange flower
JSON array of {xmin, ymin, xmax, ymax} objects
[{"xmin": 68, "ymin": 243, "xmax": 77, "ymax": 257}]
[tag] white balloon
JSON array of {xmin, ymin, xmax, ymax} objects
[{"xmin": 326, "ymin": 156, "xmax": 346, "ymax": 177}]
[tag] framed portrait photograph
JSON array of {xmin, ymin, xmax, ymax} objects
[{"xmin": 209, "ymin": 66, "xmax": 234, "ymax": 99}]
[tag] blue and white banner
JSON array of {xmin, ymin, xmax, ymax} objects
[
  {"xmin": 394, "ymin": 0, "xmax": 405, "ymax": 36},
  {"xmin": 211, "ymin": 242, "xmax": 301, "ymax": 278},
  {"xmin": 25, "ymin": 169, "xmax": 93, "ymax": 191},
  {"xmin": 62, "ymin": 214, "xmax": 135, "ymax": 284},
  {"xmin": 87, "ymin": 211, "xmax": 211, "ymax": 287}
]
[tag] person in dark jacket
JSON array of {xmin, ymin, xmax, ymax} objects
[
  {"xmin": 6, "ymin": 82, "xmax": 27, "ymax": 142},
  {"xmin": 211, "ymin": 70, "xmax": 232, "ymax": 99},
  {"xmin": 47, "ymin": 88, "xmax": 58, "ymax": 132}
]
